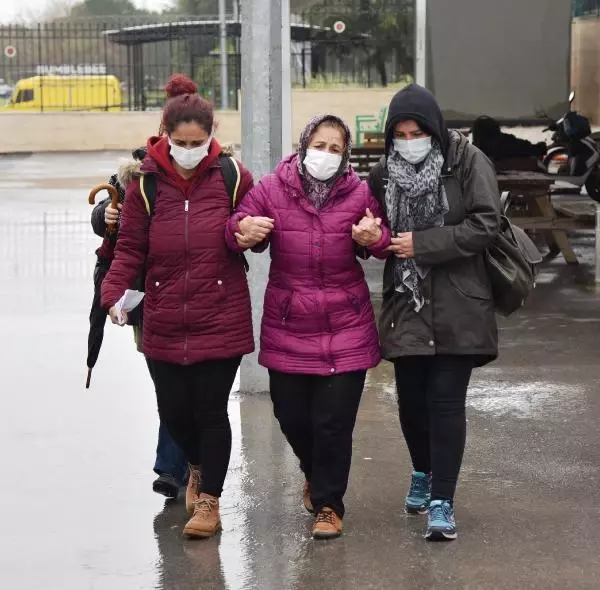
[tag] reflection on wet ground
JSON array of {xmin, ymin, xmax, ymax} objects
[{"xmin": 1, "ymin": 153, "xmax": 600, "ymax": 589}]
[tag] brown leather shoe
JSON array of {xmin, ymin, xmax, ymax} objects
[
  {"xmin": 303, "ymin": 481, "xmax": 314, "ymax": 514},
  {"xmin": 186, "ymin": 465, "xmax": 201, "ymax": 515},
  {"xmin": 183, "ymin": 493, "xmax": 222, "ymax": 539},
  {"xmin": 312, "ymin": 508, "xmax": 343, "ymax": 539}
]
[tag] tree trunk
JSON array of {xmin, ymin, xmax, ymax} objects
[{"xmin": 374, "ymin": 48, "xmax": 388, "ymax": 87}]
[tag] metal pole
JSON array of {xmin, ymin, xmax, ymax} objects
[
  {"xmin": 240, "ymin": 0, "xmax": 291, "ymax": 392},
  {"xmin": 415, "ymin": 0, "xmax": 427, "ymax": 87},
  {"xmin": 280, "ymin": 0, "xmax": 293, "ymax": 156},
  {"xmin": 302, "ymin": 48, "xmax": 307, "ymax": 88},
  {"xmin": 219, "ymin": 0, "xmax": 229, "ymax": 109}
]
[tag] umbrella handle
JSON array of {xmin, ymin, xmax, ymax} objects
[{"xmin": 89, "ymin": 184, "xmax": 120, "ymax": 235}]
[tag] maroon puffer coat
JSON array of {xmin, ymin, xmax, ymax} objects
[
  {"xmin": 102, "ymin": 137, "xmax": 255, "ymax": 365},
  {"xmin": 226, "ymin": 154, "xmax": 391, "ymax": 376}
]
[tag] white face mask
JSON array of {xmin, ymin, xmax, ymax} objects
[
  {"xmin": 168, "ymin": 136, "xmax": 212, "ymax": 170},
  {"xmin": 303, "ymin": 148, "xmax": 343, "ymax": 181},
  {"xmin": 393, "ymin": 136, "xmax": 433, "ymax": 165}
]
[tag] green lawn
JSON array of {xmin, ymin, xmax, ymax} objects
[{"xmin": 293, "ymin": 76, "xmax": 412, "ymax": 90}]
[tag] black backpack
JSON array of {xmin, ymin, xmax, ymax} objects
[
  {"xmin": 485, "ymin": 193, "xmax": 542, "ymax": 317},
  {"xmin": 127, "ymin": 155, "xmax": 247, "ymax": 327},
  {"xmin": 139, "ymin": 154, "xmax": 247, "ymax": 272},
  {"xmin": 139, "ymin": 154, "xmax": 242, "ymax": 216}
]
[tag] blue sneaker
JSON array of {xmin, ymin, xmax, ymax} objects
[
  {"xmin": 405, "ymin": 471, "xmax": 431, "ymax": 515},
  {"xmin": 425, "ymin": 500, "xmax": 457, "ymax": 541}
]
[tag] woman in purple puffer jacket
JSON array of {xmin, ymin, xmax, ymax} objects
[{"xmin": 225, "ymin": 115, "xmax": 391, "ymax": 539}]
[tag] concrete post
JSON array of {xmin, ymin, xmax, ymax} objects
[
  {"xmin": 415, "ymin": 0, "xmax": 428, "ymax": 87},
  {"xmin": 281, "ymin": 0, "xmax": 293, "ymax": 156},
  {"xmin": 240, "ymin": 0, "xmax": 291, "ymax": 393},
  {"xmin": 219, "ymin": 0, "xmax": 229, "ymax": 109}
]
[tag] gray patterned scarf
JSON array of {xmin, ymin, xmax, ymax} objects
[
  {"xmin": 385, "ymin": 141, "xmax": 449, "ymax": 312},
  {"xmin": 297, "ymin": 114, "xmax": 352, "ymax": 209}
]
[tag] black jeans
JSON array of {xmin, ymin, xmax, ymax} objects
[
  {"xmin": 152, "ymin": 357, "xmax": 241, "ymax": 498},
  {"xmin": 394, "ymin": 356, "xmax": 473, "ymax": 502},
  {"xmin": 269, "ymin": 370, "xmax": 366, "ymax": 518}
]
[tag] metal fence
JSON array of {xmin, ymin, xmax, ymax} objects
[
  {"xmin": 1, "ymin": 212, "xmax": 93, "ymax": 281},
  {"xmin": 0, "ymin": 19, "xmax": 241, "ymax": 111},
  {"xmin": 573, "ymin": 0, "xmax": 600, "ymax": 17},
  {"xmin": 0, "ymin": 3, "xmax": 413, "ymax": 112}
]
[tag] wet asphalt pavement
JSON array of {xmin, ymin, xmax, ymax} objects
[{"xmin": 1, "ymin": 152, "xmax": 599, "ymax": 590}]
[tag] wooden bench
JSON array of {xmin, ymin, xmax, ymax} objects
[
  {"xmin": 349, "ymin": 145, "xmax": 385, "ymax": 179},
  {"xmin": 363, "ymin": 132, "xmax": 385, "ymax": 145}
]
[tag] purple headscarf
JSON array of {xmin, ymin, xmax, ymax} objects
[{"xmin": 297, "ymin": 114, "xmax": 353, "ymax": 209}]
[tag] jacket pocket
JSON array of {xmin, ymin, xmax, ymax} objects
[
  {"xmin": 280, "ymin": 294, "xmax": 293, "ymax": 325},
  {"xmin": 446, "ymin": 266, "xmax": 491, "ymax": 301},
  {"xmin": 346, "ymin": 292, "xmax": 361, "ymax": 314}
]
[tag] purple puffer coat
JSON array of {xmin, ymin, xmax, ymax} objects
[{"xmin": 226, "ymin": 154, "xmax": 391, "ymax": 376}]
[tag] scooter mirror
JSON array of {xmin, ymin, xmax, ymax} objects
[{"xmin": 569, "ymin": 91, "xmax": 575, "ymax": 103}]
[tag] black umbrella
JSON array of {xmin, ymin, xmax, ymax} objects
[{"xmin": 86, "ymin": 184, "xmax": 119, "ymax": 388}]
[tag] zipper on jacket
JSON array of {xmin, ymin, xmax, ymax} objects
[
  {"xmin": 281, "ymin": 296, "xmax": 291, "ymax": 325},
  {"xmin": 183, "ymin": 198, "xmax": 190, "ymax": 361}
]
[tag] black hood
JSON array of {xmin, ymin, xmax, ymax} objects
[{"xmin": 384, "ymin": 84, "xmax": 449, "ymax": 156}]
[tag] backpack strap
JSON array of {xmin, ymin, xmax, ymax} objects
[
  {"xmin": 219, "ymin": 155, "xmax": 242, "ymax": 210},
  {"xmin": 139, "ymin": 174, "xmax": 158, "ymax": 216},
  {"xmin": 500, "ymin": 191, "xmax": 512, "ymax": 215},
  {"xmin": 218, "ymin": 154, "xmax": 249, "ymax": 272},
  {"xmin": 140, "ymin": 162, "xmax": 249, "ymax": 271},
  {"xmin": 141, "ymin": 160, "xmax": 235, "ymax": 216}
]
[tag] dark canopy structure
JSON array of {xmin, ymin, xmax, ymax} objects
[{"xmin": 103, "ymin": 19, "xmax": 327, "ymax": 109}]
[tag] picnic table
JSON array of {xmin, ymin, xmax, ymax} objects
[
  {"xmin": 498, "ymin": 171, "xmax": 600, "ymax": 283},
  {"xmin": 496, "ymin": 171, "xmax": 581, "ymax": 264},
  {"xmin": 553, "ymin": 194, "xmax": 600, "ymax": 282}
]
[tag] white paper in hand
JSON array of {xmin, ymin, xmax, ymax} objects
[{"xmin": 115, "ymin": 289, "xmax": 145, "ymax": 324}]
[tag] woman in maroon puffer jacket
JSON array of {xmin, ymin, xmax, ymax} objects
[
  {"xmin": 226, "ymin": 115, "xmax": 391, "ymax": 539},
  {"xmin": 101, "ymin": 75, "xmax": 254, "ymax": 539}
]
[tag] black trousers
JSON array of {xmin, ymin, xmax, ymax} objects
[
  {"xmin": 152, "ymin": 357, "xmax": 241, "ymax": 498},
  {"xmin": 269, "ymin": 370, "xmax": 366, "ymax": 518},
  {"xmin": 394, "ymin": 356, "xmax": 473, "ymax": 502}
]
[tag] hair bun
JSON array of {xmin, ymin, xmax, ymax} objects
[{"xmin": 164, "ymin": 74, "xmax": 198, "ymax": 98}]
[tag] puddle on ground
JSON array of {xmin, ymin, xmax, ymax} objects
[{"xmin": 468, "ymin": 378, "xmax": 584, "ymax": 419}]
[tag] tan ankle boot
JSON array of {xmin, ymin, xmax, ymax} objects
[
  {"xmin": 183, "ymin": 493, "xmax": 222, "ymax": 538},
  {"xmin": 303, "ymin": 481, "xmax": 314, "ymax": 514},
  {"xmin": 312, "ymin": 508, "xmax": 343, "ymax": 539},
  {"xmin": 186, "ymin": 466, "xmax": 201, "ymax": 515}
]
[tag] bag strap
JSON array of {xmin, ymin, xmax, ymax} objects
[
  {"xmin": 218, "ymin": 155, "xmax": 250, "ymax": 272},
  {"xmin": 139, "ymin": 174, "xmax": 158, "ymax": 216},
  {"xmin": 219, "ymin": 155, "xmax": 242, "ymax": 211},
  {"xmin": 140, "ymin": 161, "xmax": 249, "ymax": 271},
  {"xmin": 500, "ymin": 191, "xmax": 511, "ymax": 215},
  {"xmin": 141, "ymin": 158, "xmax": 238, "ymax": 216}
]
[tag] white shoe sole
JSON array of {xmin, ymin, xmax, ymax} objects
[{"xmin": 425, "ymin": 529, "xmax": 457, "ymax": 541}]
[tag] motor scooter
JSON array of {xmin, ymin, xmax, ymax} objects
[{"xmin": 542, "ymin": 92, "xmax": 600, "ymax": 202}]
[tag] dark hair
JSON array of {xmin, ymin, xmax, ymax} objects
[{"xmin": 160, "ymin": 74, "xmax": 214, "ymax": 135}]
